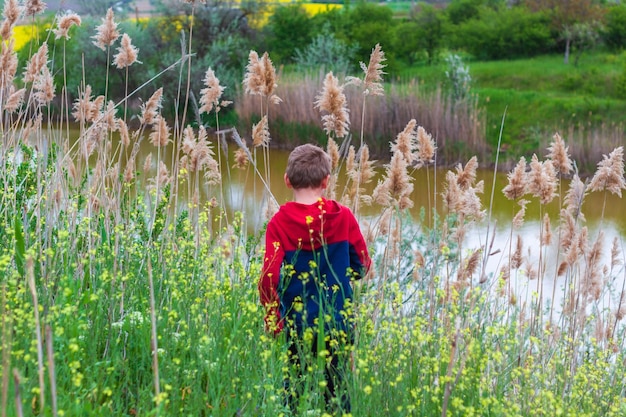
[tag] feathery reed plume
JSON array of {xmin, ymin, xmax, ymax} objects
[
  {"xmin": 327, "ymin": 137, "xmax": 340, "ymax": 170},
  {"xmin": 563, "ymin": 173, "xmax": 587, "ymax": 221},
  {"xmin": 233, "ymin": 147, "xmax": 248, "ymax": 169},
  {"xmin": 528, "ymin": 154, "xmax": 557, "ymax": 205},
  {"xmin": 155, "ymin": 161, "xmax": 170, "ymax": 188},
  {"xmin": 444, "ymin": 157, "xmax": 485, "ymax": 220},
  {"xmin": 542, "ymin": 213, "xmax": 552, "ymax": 246},
  {"xmin": 189, "ymin": 126, "xmax": 216, "ymax": 173},
  {"xmin": 1, "ymin": 0, "xmax": 21, "ymax": 40},
  {"xmin": 103, "ymin": 100, "xmax": 117, "ymax": 130},
  {"xmin": 584, "ymin": 230, "xmax": 604, "ymax": 301},
  {"xmin": 199, "ymin": 67, "xmax": 230, "ymax": 114},
  {"xmin": 252, "ymin": 115, "xmax": 270, "ymax": 147},
  {"xmin": 512, "ymin": 199, "xmax": 528, "ymax": 229},
  {"xmin": 616, "ymin": 292, "xmax": 626, "ymax": 321},
  {"xmin": 345, "ymin": 145, "xmax": 355, "ymax": 175},
  {"xmin": 503, "ymin": 157, "xmax": 527, "ymax": 200},
  {"xmin": 416, "ymin": 125, "xmax": 436, "ymax": 167},
  {"xmin": 349, "ymin": 43, "xmax": 386, "ymax": 97},
  {"xmin": 391, "ymin": 119, "xmax": 417, "ymax": 164},
  {"xmin": 560, "ymin": 209, "xmax": 577, "ymax": 251},
  {"xmin": 442, "ymin": 170, "xmax": 461, "ymax": 213},
  {"xmin": 25, "ymin": 0, "xmax": 46, "ymax": 16},
  {"xmin": 547, "ymin": 132, "xmax": 573, "ymax": 176},
  {"xmin": 4, "ymin": 86, "xmax": 25, "ymax": 112},
  {"xmin": 32, "ymin": 66, "xmax": 55, "ymax": 106},
  {"xmin": 117, "ymin": 119, "xmax": 130, "ymax": 147},
  {"xmin": 243, "ymin": 50, "xmax": 263, "ymax": 94},
  {"xmin": 610, "ymin": 236, "xmax": 622, "ymax": 269},
  {"xmin": 373, "ymin": 151, "xmax": 414, "ymax": 210},
  {"xmin": 0, "ymin": 38, "xmax": 18, "ymax": 88},
  {"xmin": 113, "ymin": 33, "xmax": 139, "ymax": 69},
  {"xmin": 456, "ymin": 156, "xmax": 478, "ymax": 190},
  {"xmin": 261, "ymin": 52, "xmax": 279, "ymax": 101},
  {"xmin": 511, "ymin": 235, "xmax": 523, "ymax": 269},
  {"xmin": 72, "ymin": 85, "xmax": 99, "ymax": 123},
  {"xmin": 182, "ymin": 125, "xmax": 195, "ymax": 155},
  {"xmin": 588, "ymin": 146, "xmax": 626, "ymax": 197},
  {"xmin": 243, "ymin": 50, "xmax": 281, "ymax": 103},
  {"xmin": 23, "ymin": 43, "xmax": 48, "ymax": 83},
  {"xmin": 326, "ymin": 137, "xmax": 340, "ymax": 199},
  {"xmin": 458, "ymin": 248, "xmax": 482, "ymax": 281},
  {"xmin": 315, "ymin": 71, "xmax": 350, "ymax": 138},
  {"xmin": 144, "ymin": 153, "xmax": 153, "ymax": 172},
  {"xmin": 123, "ymin": 159, "xmax": 135, "ymax": 183},
  {"xmin": 53, "ymin": 12, "xmax": 81, "ymax": 40},
  {"xmin": 140, "ymin": 88, "xmax": 163, "ymax": 125},
  {"xmin": 149, "ymin": 116, "xmax": 170, "ymax": 147},
  {"xmin": 93, "ymin": 8, "xmax": 120, "ymax": 50}
]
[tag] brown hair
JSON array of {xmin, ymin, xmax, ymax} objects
[{"xmin": 285, "ymin": 144, "xmax": 331, "ymax": 189}]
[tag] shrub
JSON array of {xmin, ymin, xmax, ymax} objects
[
  {"xmin": 603, "ymin": 3, "xmax": 626, "ymax": 51},
  {"xmin": 451, "ymin": 6, "xmax": 555, "ymax": 60}
]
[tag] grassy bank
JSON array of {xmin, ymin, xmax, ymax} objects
[{"xmin": 400, "ymin": 52, "xmax": 626, "ymax": 171}]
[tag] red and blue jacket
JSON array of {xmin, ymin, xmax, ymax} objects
[{"xmin": 259, "ymin": 198, "xmax": 371, "ymax": 335}]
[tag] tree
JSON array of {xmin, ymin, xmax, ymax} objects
[
  {"xmin": 524, "ymin": 0, "xmax": 605, "ymax": 64},
  {"xmin": 264, "ymin": 4, "xmax": 313, "ymax": 63}
]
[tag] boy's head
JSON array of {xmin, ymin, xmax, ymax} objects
[{"xmin": 285, "ymin": 144, "xmax": 332, "ymax": 189}]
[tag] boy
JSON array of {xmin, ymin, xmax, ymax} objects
[{"xmin": 258, "ymin": 144, "xmax": 371, "ymax": 415}]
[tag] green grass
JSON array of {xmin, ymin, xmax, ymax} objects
[{"xmin": 399, "ymin": 51, "xmax": 626, "ymax": 157}]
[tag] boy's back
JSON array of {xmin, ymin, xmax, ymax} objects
[{"xmin": 260, "ymin": 197, "xmax": 370, "ymax": 334}]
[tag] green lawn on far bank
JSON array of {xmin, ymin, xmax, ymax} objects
[{"xmin": 400, "ymin": 51, "xmax": 626, "ymax": 162}]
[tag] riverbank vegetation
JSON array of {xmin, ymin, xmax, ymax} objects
[
  {"xmin": 1, "ymin": 1, "xmax": 626, "ymax": 416},
  {"xmin": 13, "ymin": 0, "xmax": 626, "ymax": 172}
]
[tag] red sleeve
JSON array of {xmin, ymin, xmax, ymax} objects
[{"xmin": 258, "ymin": 220, "xmax": 284, "ymax": 333}]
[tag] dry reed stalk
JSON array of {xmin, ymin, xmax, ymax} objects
[
  {"xmin": 45, "ymin": 325, "xmax": 57, "ymax": 417},
  {"xmin": 147, "ymin": 257, "xmax": 161, "ymax": 401},
  {"xmin": 26, "ymin": 257, "xmax": 45, "ymax": 413},
  {"xmin": 1, "ymin": 285, "xmax": 11, "ymax": 417},
  {"xmin": 12, "ymin": 369, "xmax": 22, "ymax": 417},
  {"xmin": 315, "ymin": 71, "xmax": 350, "ymax": 139}
]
